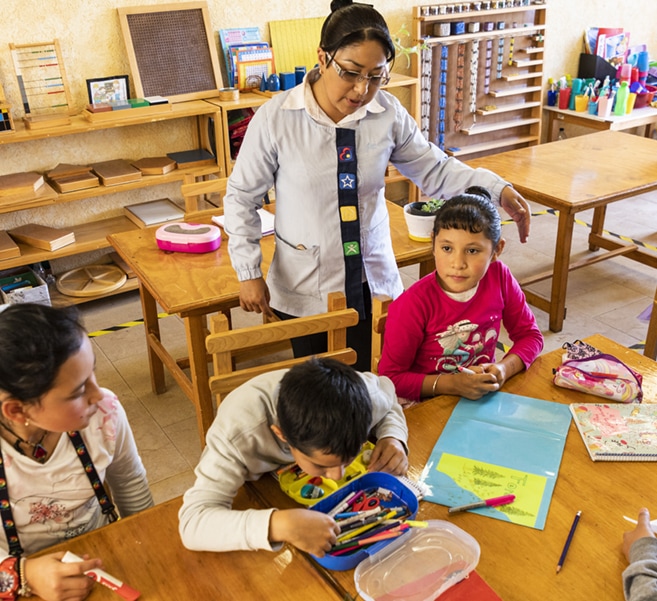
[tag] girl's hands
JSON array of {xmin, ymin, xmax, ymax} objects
[{"xmin": 25, "ymin": 552, "xmax": 101, "ymax": 601}]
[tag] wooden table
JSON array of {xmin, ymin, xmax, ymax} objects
[
  {"xmin": 543, "ymin": 105, "xmax": 657, "ymax": 142},
  {"xmin": 30, "ymin": 487, "xmax": 341, "ymax": 601},
  {"xmin": 250, "ymin": 334, "xmax": 657, "ymax": 601},
  {"xmin": 466, "ymin": 130, "xmax": 657, "ymax": 332},
  {"xmin": 108, "ymin": 201, "xmax": 433, "ymax": 442}
]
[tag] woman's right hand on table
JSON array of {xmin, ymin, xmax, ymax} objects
[{"xmin": 239, "ymin": 278, "xmax": 274, "ymax": 318}]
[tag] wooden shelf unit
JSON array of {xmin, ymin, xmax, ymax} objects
[
  {"xmin": 0, "ymin": 99, "xmax": 225, "ymax": 304},
  {"xmin": 413, "ymin": 1, "xmax": 547, "ymax": 160}
]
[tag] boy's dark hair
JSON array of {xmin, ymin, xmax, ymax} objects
[
  {"xmin": 320, "ymin": 0, "xmax": 395, "ymax": 64},
  {"xmin": 432, "ymin": 186, "xmax": 502, "ymax": 246},
  {"xmin": 0, "ymin": 303, "xmax": 86, "ymax": 404},
  {"xmin": 277, "ymin": 357, "xmax": 372, "ymax": 460}
]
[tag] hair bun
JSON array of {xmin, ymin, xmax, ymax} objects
[
  {"xmin": 330, "ymin": 0, "xmax": 353, "ymax": 12},
  {"xmin": 464, "ymin": 185, "xmax": 492, "ymax": 201}
]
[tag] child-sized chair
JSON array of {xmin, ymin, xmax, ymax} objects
[
  {"xmin": 206, "ymin": 291, "xmax": 359, "ymax": 406},
  {"xmin": 371, "ymin": 295, "xmax": 392, "ymax": 374},
  {"xmin": 180, "ymin": 175, "xmax": 228, "ymax": 221}
]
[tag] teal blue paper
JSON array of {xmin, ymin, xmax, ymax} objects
[{"xmin": 419, "ymin": 391, "xmax": 572, "ymax": 530}]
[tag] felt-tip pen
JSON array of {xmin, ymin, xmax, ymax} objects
[
  {"xmin": 457, "ymin": 365, "xmax": 475, "ymax": 374},
  {"xmin": 448, "ymin": 494, "xmax": 515, "ymax": 514},
  {"xmin": 62, "ymin": 552, "xmax": 140, "ymax": 601}
]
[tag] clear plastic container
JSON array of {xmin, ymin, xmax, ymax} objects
[{"xmin": 354, "ymin": 520, "xmax": 480, "ymax": 601}]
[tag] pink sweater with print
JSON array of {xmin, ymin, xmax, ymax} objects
[{"xmin": 378, "ymin": 261, "xmax": 543, "ymax": 401}]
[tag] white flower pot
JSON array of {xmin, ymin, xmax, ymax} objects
[{"xmin": 403, "ymin": 203, "xmax": 435, "ymax": 242}]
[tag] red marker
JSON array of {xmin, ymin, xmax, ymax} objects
[{"xmin": 448, "ymin": 494, "xmax": 516, "ymax": 514}]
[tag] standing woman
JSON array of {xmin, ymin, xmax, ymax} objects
[
  {"xmin": 0, "ymin": 304, "xmax": 153, "ymax": 601},
  {"xmin": 224, "ymin": 0, "xmax": 531, "ymax": 371}
]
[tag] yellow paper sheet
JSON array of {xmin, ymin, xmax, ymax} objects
[
  {"xmin": 437, "ymin": 453, "xmax": 546, "ymax": 528},
  {"xmin": 269, "ymin": 17, "xmax": 324, "ymax": 74}
]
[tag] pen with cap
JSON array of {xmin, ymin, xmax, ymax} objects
[{"xmin": 448, "ymin": 494, "xmax": 515, "ymax": 514}]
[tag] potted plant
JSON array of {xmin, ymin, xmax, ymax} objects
[{"xmin": 403, "ymin": 197, "xmax": 446, "ymax": 242}]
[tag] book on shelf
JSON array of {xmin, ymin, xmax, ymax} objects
[
  {"xmin": 0, "ymin": 231, "xmax": 21, "ymax": 260},
  {"xmin": 124, "ymin": 198, "xmax": 185, "ymax": 228},
  {"xmin": 8, "ymin": 223, "xmax": 75, "ymax": 251},
  {"xmin": 91, "ymin": 159, "xmax": 142, "ymax": 186},
  {"xmin": 131, "ymin": 156, "xmax": 177, "ymax": 176},
  {"xmin": 0, "ymin": 172, "xmax": 45, "ymax": 197},
  {"xmin": 166, "ymin": 148, "xmax": 216, "ymax": 169},
  {"xmin": 570, "ymin": 403, "xmax": 657, "ymax": 462},
  {"xmin": 47, "ymin": 171, "xmax": 100, "ymax": 193},
  {"xmin": 46, "ymin": 163, "xmax": 92, "ymax": 179}
]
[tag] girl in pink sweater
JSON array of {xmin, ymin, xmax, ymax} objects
[{"xmin": 379, "ymin": 187, "xmax": 543, "ymax": 403}]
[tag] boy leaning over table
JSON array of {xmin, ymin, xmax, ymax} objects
[{"xmin": 178, "ymin": 357, "xmax": 408, "ymax": 556}]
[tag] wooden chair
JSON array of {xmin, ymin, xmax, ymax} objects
[
  {"xmin": 206, "ymin": 291, "xmax": 359, "ymax": 405},
  {"xmin": 646, "ymin": 285, "xmax": 657, "ymax": 360},
  {"xmin": 180, "ymin": 175, "xmax": 228, "ymax": 221},
  {"xmin": 371, "ymin": 295, "xmax": 393, "ymax": 373}
]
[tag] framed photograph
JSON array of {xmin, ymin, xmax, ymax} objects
[{"xmin": 86, "ymin": 75, "xmax": 130, "ymax": 105}]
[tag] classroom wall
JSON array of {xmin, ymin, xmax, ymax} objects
[{"xmin": 0, "ymin": 0, "xmax": 656, "ymax": 265}]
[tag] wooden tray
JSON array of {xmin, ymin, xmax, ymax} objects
[{"xmin": 81, "ymin": 103, "xmax": 172, "ymax": 123}]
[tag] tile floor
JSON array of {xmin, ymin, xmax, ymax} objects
[{"xmin": 80, "ymin": 193, "xmax": 656, "ymax": 506}]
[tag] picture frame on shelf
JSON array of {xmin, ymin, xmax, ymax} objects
[{"xmin": 86, "ymin": 75, "xmax": 130, "ymax": 105}]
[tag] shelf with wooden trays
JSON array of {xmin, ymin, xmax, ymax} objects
[
  {"xmin": 413, "ymin": 1, "xmax": 547, "ymax": 160},
  {"xmin": 0, "ymin": 98, "xmax": 227, "ymax": 304}
]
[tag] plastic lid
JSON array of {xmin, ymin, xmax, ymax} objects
[{"xmin": 354, "ymin": 520, "xmax": 480, "ymax": 601}]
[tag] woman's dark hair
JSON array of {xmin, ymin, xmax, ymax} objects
[
  {"xmin": 0, "ymin": 303, "xmax": 86, "ymax": 403},
  {"xmin": 320, "ymin": 0, "xmax": 395, "ymax": 63},
  {"xmin": 277, "ymin": 357, "xmax": 372, "ymax": 461},
  {"xmin": 432, "ymin": 186, "xmax": 502, "ymax": 246}
]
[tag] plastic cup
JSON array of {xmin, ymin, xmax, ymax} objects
[
  {"xmin": 627, "ymin": 93, "xmax": 637, "ymax": 113},
  {"xmin": 574, "ymin": 95, "xmax": 588, "ymax": 112},
  {"xmin": 598, "ymin": 96, "xmax": 612, "ymax": 118},
  {"xmin": 547, "ymin": 90, "xmax": 557, "ymax": 106},
  {"xmin": 558, "ymin": 88, "xmax": 572, "ymax": 110},
  {"xmin": 587, "ymin": 101, "xmax": 598, "ymax": 115}
]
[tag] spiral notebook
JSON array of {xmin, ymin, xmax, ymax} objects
[{"xmin": 569, "ymin": 403, "xmax": 657, "ymax": 462}]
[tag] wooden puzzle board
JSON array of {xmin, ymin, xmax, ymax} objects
[{"xmin": 118, "ymin": 2, "xmax": 223, "ymax": 103}]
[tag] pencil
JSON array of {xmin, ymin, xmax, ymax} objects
[{"xmin": 556, "ymin": 510, "xmax": 581, "ymax": 573}]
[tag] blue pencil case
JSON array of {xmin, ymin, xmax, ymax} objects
[{"xmin": 309, "ymin": 472, "xmax": 419, "ymax": 571}]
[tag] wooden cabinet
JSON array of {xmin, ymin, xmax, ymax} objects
[
  {"xmin": 412, "ymin": 1, "xmax": 547, "ymax": 159},
  {"xmin": 0, "ymin": 100, "xmax": 223, "ymax": 304}
]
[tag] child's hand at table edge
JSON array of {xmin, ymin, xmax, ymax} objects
[
  {"xmin": 26, "ymin": 552, "xmax": 102, "ymax": 601},
  {"xmin": 442, "ymin": 368, "xmax": 499, "ymax": 400},
  {"xmin": 623, "ymin": 508, "xmax": 655, "ymax": 562},
  {"xmin": 367, "ymin": 437, "xmax": 408, "ymax": 476},
  {"xmin": 269, "ymin": 508, "xmax": 339, "ymax": 557}
]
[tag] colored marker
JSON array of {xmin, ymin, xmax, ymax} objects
[
  {"xmin": 448, "ymin": 494, "xmax": 515, "ymax": 514},
  {"xmin": 62, "ymin": 552, "xmax": 140, "ymax": 601},
  {"xmin": 556, "ymin": 511, "xmax": 582, "ymax": 574},
  {"xmin": 457, "ymin": 365, "xmax": 475, "ymax": 374}
]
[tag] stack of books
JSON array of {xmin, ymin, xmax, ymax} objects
[
  {"xmin": 0, "ymin": 172, "xmax": 45, "ymax": 197},
  {"xmin": 8, "ymin": 223, "xmax": 76, "ymax": 251},
  {"xmin": 124, "ymin": 198, "xmax": 185, "ymax": 228},
  {"xmin": 91, "ymin": 159, "xmax": 142, "ymax": 186},
  {"xmin": 46, "ymin": 163, "xmax": 100, "ymax": 193}
]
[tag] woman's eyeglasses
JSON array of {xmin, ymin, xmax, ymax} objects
[{"xmin": 326, "ymin": 54, "xmax": 390, "ymax": 87}]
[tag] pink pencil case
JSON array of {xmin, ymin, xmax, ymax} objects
[{"xmin": 155, "ymin": 222, "xmax": 221, "ymax": 253}]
